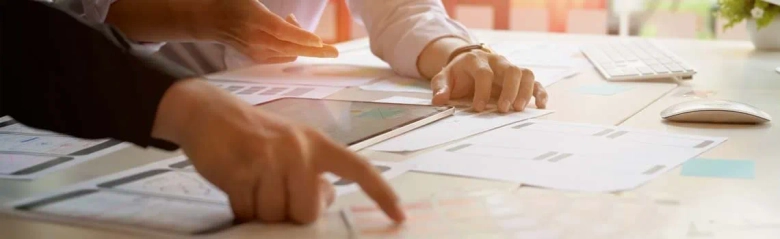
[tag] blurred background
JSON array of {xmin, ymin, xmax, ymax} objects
[{"xmin": 314, "ymin": 0, "xmax": 748, "ymax": 43}]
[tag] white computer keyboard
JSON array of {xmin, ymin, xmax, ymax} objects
[{"xmin": 581, "ymin": 40, "xmax": 696, "ymax": 81}]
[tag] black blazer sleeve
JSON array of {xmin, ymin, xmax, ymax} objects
[{"xmin": 0, "ymin": 0, "xmax": 197, "ymax": 150}]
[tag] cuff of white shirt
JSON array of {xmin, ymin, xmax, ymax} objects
[
  {"xmin": 389, "ymin": 17, "xmax": 476, "ymax": 79},
  {"xmin": 82, "ymin": 0, "xmax": 166, "ymax": 56},
  {"xmin": 128, "ymin": 41, "xmax": 166, "ymax": 56}
]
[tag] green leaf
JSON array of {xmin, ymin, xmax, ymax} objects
[
  {"xmin": 756, "ymin": 0, "xmax": 769, "ymax": 9},
  {"xmin": 756, "ymin": 5, "xmax": 780, "ymax": 29}
]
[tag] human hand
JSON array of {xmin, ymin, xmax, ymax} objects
[
  {"xmin": 152, "ymin": 80, "xmax": 404, "ymax": 224},
  {"xmin": 430, "ymin": 50, "xmax": 548, "ymax": 113},
  {"xmin": 204, "ymin": 0, "xmax": 339, "ymax": 63}
]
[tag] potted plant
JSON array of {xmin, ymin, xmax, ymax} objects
[{"xmin": 718, "ymin": 0, "xmax": 780, "ymax": 50}]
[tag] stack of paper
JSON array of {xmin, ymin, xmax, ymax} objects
[
  {"xmin": 6, "ymin": 156, "xmax": 412, "ymax": 234},
  {"xmin": 0, "ymin": 117, "xmax": 127, "ymax": 180},
  {"xmin": 408, "ymin": 120, "xmax": 727, "ymax": 192},
  {"xmin": 368, "ymin": 97, "xmax": 554, "ymax": 152},
  {"xmin": 207, "ymin": 80, "xmax": 344, "ymax": 105},
  {"xmin": 344, "ymin": 189, "xmax": 681, "ymax": 238}
]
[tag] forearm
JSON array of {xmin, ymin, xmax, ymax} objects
[
  {"xmin": 353, "ymin": 0, "xmax": 475, "ymax": 79},
  {"xmin": 106, "ymin": 0, "xmax": 213, "ymax": 42},
  {"xmin": 416, "ymin": 37, "xmax": 470, "ymax": 79},
  {"xmin": 1, "ymin": 0, "xmax": 194, "ymax": 149},
  {"xmin": 151, "ymin": 79, "xmax": 221, "ymax": 145}
]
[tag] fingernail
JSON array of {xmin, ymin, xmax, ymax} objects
[
  {"xmin": 394, "ymin": 203, "xmax": 407, "ymax": 222},
  {"xmin": 514, "ymin": 99, "xmax": 527, "ymax": 111},
  {"xmin": 498, "ymin": 100, "xmax": 511, "ymax": 113},
  {"xmin": 321, "ymin": 50, "xmax": 338, "ymax": 58}
]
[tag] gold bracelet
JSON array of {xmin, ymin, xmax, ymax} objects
[{"xmin": 446, "ymin": 43, "xmax": 494, "ymax": 64}]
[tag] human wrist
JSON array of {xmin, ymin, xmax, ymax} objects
[
  {"xmin": 151, "ymin": 79, "xmax": 215, "ymax": 145},
  {"xmin": 416, "ymin": 37, "xmax": 471, "ymax": 79}
]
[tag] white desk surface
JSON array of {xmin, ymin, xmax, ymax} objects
[{"xmin": 1, "ymin": 31, "xmax": 779, "ymax": 239}]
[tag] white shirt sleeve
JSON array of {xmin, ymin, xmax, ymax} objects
[
  {"xmin": 74, "ymin": 0, "xmax": 165, "ymax": 55},
  {"xmin": 348, "ymin": 0, "xmax": 477, "ymax": 78}
]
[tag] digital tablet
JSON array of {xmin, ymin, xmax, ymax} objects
[{"xmin": 256, "ymin": 98, "xmax": 454, "ymax": 150}]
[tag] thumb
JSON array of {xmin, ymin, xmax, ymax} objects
[
  {"xmin": 431, "ymin": 71, "xmax": 452, "ymax": 106},
  {"xmin": 286, "ymin": 14, "xmax": 302, "ymax": 27}
]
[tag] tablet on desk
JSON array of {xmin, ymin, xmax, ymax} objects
[{"xmin": 256, "ymin": 98, "xmax": 454, "ymax": 150}]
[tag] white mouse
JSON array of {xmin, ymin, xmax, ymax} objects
[{"xmin": 661, "ymin": 99, "xmax": 772, "ymax": 124}]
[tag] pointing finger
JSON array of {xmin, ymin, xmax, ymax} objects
[
  {"xmin": 311, "ymin": 134, "xmax": 405, "ymax": 223},
  {"xmin": 253, "ymin": 8, "xmax": 323, "ymax": 47}
]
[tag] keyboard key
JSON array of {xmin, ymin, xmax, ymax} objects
[
  {"xmin": 637, "ymin": 67, "xmax": 655, "ymax": 75},
  {"xmin": 642, "ymin": 59, "xmax": 658, "ymax": 65},
  {"xmin": 678, "ymin": 62, "xmax": 694, "ymax": 71},
  {"xmin": 651, "ymin": 65, "xmax": 669, "ymax": 73},
  {"xmin": 664, "ymin": 63, "xmax": 685, "ymax": 72},
  {"xmin": 582, "ymin": 40, "xmax": 695, "ymax": 81},
  {"xmin": 608, "ymin": 69, "xmax": 639, "ymax": 77},
  {"xmin": 606, "ymin": 69, "xmax": 624, "ymax": 76},
  {"xmin": 657, "ymin": 58, "xmax": 674, "ymax": 64},
  {"xmin": 601, "ymin": 65, "xmax": 618, "ymax": 71}
]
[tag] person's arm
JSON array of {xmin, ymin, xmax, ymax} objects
[
  {"xmin": 1, "ymin": 0, "xmax": 406, "ymax": 224},
  {"xmin": 351, "ymin": 0, "xmax": 548, "ymax": 113},
  {"xmin": 0, "ymin": 0, "xmax": 196, "ymax": 149},
  {"xmin": 348, "ymin": 0, "xmax": 475, "ymax": 79}
]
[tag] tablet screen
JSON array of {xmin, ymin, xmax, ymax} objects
[{"xmin": 256, "ymin": 98, "xmax": 451, "ymax": 146}]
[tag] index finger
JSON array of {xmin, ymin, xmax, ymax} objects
[
  {"xmin": 254, "ymin": 10, "xmax": 323, "ymax": 47},
  {"xmin": 312, "ymin": 136, "xmax": 405, "ymax": 223}
]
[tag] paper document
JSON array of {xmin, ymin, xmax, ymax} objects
[
  {"xmin": 490, "ymin": 41, "xmax": 590, "ymax": 68},
  {"xmin": 15, "ymin": 189, "xmax": 233, "ymax": 234},
  {"xmin": 359, "ymin": 75, "xmax": 432, "ymax": 94},
  {"xmin": 325, "ymin": 161, "xmax": 414, "ymax": 196},
  {"xmin": 358, "ymin": 67, "xmax": 575, "ymax": 95},
  {"xmin": 208, "ymin": 80, "xmax": 343, "ymax": 105},
  {"xmin": 7, "ymin": 156, "xmax": 413, "ymax": 234},
  {"xmin": 490, "ymin": 41, "xmax": 590, "ymax": 87},
  {"xmin": 0, "ymin": 118, "xmax": 128, "ymax": 180},
  {"xmin": 345, "ymin": 189, "xmax": 679, "ymax": 239},
  {"xmin": 369, "ymin": 99, "xmax": 554, "ymax": 152},
  {"xmin": 207, "ymin": 57, "xmax": 392, "ymax": 87},
  {"xmin": 98, "ymin": 169, "xmax": 228, "ymax": 203},
  {"xmin": 409, "ymin": 120, "xmax": 727, "ymax": 192},
  {"xmin": 0, "ymin": 117, "xmax": 56, "ymax": 135},
  {"xmin": 374, "ymin": 96, "xmax": 432, "ymax": 105},
  {"xmin": 529, "ymin": 67, "xmax": 580, "ymax": 87}
]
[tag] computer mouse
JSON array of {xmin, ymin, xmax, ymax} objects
[{"xmin": 660, "ymin": 99, "xmax": 772, "ymax": 124}]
